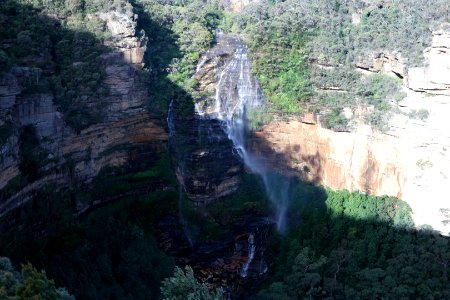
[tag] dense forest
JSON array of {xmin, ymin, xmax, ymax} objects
[
  {"xmin": 258, "ymin": 190, "xmax": 450, "ymax": 299},
  {"xmin": 1, "ymin": 0, "xmax": 450, "ymax": 299},
  {"xmin": 233, "ymin": 0, "xmax": 450, "ymax": 130}
]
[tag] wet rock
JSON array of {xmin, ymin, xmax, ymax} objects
[{"xmin": 157, "ymin": 214, "xmax": 275, "ymax": 299}]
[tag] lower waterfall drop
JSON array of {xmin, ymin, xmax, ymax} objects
[{"xmin": 240, "ymin": 233, "xmax": 255, "ymax": 278}]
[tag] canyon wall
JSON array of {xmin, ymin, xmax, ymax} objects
[
  {"xmin": 250, "ymin": 25, "xmax": 450, "ymax": 233},
  {"xmin": 0, "ymin": 12, "xmax": 167, "ymax": 216}
]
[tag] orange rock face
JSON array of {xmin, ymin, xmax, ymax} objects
[
  {"xmin": 248, "ymin": 88, "xmax": 450, "ymax": 235},
  {"xmin": 249, "ymin": 120, "xmax": 406, "ymax": 198}
]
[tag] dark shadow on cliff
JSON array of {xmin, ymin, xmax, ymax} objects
[
  {"xmin": 0, "ymin": 0, "xmax": 195, "ymax": 299},
  {"xmin": 0, "ymin": 0, "xmax": 195, "ymax": 212},
  {"xmin": 246, "ymin": 126, "xmax": 324, "ymax": 185},
  {"xmin": 5, "ymin": 166, "xmax": 448, "ymax": 299}
]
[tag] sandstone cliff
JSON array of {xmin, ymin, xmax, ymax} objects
[
  {"xmin": 250, "ymin": 25, "xmax": 450, "ymax": 234},
  {"xmin": 0, "ymin": 11, "xmax": 167, "ymax": 216},
  {"xmin": 407, "ymin": 23, "xmax": 450, "ymax": 95}
]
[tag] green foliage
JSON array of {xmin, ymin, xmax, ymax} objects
[
  {"xmin": 257, "ymin": 189, "xmax": 450, "ymax": 299},
  {"xmin": 176, "ymin": 173, "xmax": 271, "ymax": 243},
  {"xmin": 219, "ymin": 11, "xmax": 234, "ymax": 33},
  {"xmin": 359, "ymin": 74, "xmax": 405, "ymax": 111},
  {"xmin": 0, "ymin": 0, "xmax": 112, "ymax": 132},
  {"xmin": 0, "ymin": 257, "xmax": 74, "ymax": 300},
  {"xmin": 251, "ymin": 36, "xmax": 313, "ymax": 115},
  {"xmin": 0, "ymin": 150, "xmax": 178, "ymax": 299},
  {"xmin": 16, "ymin": 263, "xmax": 59, "ymax": 300},
  {"xmin": 135, "ymin": 0, "xmax": 225, "ymax": 113},
  {"xmin": 408, "ymin": 108, "xmax": 430, "ymax": 121},
  {"xmin": 91, "ymin": 153, "xmax": 176, "ymax": 199},
  {"xmin": 247, "ymin": 107, "xmax": 274, "ymax": 130},
  {"xmin": 351, "ymin": 1, "xmax": 447, "ymax": 67},
  {"xmin": 234, "ymin": 0, "xmax": 447, "ymax": 129},
  {"xmin": 161, "ymin": 266, "xmax": 223, "ymax": 300},
  {"xmin": 0, "ymin": 187, "xmax": 177, "ymax": 299},
  {"xmin": 321, "ymin": 108, "xmax": 348, "ymax": 131}
]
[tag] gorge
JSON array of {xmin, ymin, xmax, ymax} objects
[{"xmin": 1, "ymin": 0, "xmax": 450, "ymax": 299}]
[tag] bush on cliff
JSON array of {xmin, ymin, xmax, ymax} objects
[
  {"xmin": 161, "ymin": 266, "xmax": 223, "ymax": 300},
  {"xmin": 0, "ymin": 257, "xmax": 74, "ymax": 300}
]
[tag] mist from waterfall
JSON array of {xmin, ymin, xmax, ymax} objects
[{"xmin": 211, "ymin": 41, "xmax": 291, "ymax": 233}]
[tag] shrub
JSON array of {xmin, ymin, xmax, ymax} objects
[
  {"xmin": 247, "ymin": 107, "xmax": 274, "ymax": 130},
  {"xmin": 408, "ymin": 109, "xmax": 429, "ymax": 121},
  {"xmin": 160, "ymin": 266, "xmax": 223, "ymax": 300},
  {"xmin": 321, "ymin": 108, "xmax": 348, "ymax": 131}
]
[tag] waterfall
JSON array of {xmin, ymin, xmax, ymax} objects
[
  {"xmin": 210, "ymin": 39, "xmax": 290, "ymax": 233},
  {"xmin": 167, "ymin": 100, "xmax": 175, "ymax": 139},
  {"xmin": 240, "ymin": 233, "xmax": 255, "ymax": 278},
  {"xmin": 178, "ymin": 189, "xmax": 195, "ymax": 249},
  {"xmin": 168, "ymin": 100, "xmax": 196, "ymax": 248}
]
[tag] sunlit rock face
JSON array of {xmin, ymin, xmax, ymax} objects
[
  {"xmin": 250, "ymin": 89, "xmax": 450, "ymax": 233},
  {"xmin": 249, "ymin": 25, "xmax": 450, "ymax": 234},
  {"xmin": 98, "ymin": 11, "xmax": 147, "ymax": 69},
  {"xmin": 354, "ymin": 52, "xmax": 406, "ymax": 78},
  {"xmin": 0, "ymin": 12, "xmax": 166, "ymax": 215},
  {"xmin": 407, "ymin": 23, "xmax": 450, "ymax": 95}
]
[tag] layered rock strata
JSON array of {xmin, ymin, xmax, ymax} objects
[{"xmin": 0, "ymin": 12, "xmax": 166, "ymax": 215}]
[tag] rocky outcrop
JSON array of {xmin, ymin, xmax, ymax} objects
[
  {"xmin": 98, "ymin": 11, "xmax": 147, "ymax": 69},
  {"xmin": 0, "ymin": 12, "xmax": 167, "ymax": 215},
  {"xmin": 354, "ymin": 52, "xmax": 406, "ymax": 78},
  {"xmin": 174, "ymin": 33, "xmax": 267, "ymax": 204},
  {"xmin": 407, "ymin": 23, "xmax": 450, "ymax": 95},
  {"xmin": 167, "ymin": 33, "xmax": 253, "ymax": 204}
]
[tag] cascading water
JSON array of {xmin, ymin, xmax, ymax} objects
[
  {"xmin": 240, "ymin": 233, "xmax": 255, "ymax": 278},
  {"xmin": 208, "ymin": 38, "xmax": 291, "ymax": 233},
  {"xmin": 168, "ymin": 100, "xmax": 196, "ymax": 248}
]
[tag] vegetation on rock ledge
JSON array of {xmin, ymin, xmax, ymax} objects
[{"xmin": 231, "ymin": 0, "xmax": 449, "ymax": 130}]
